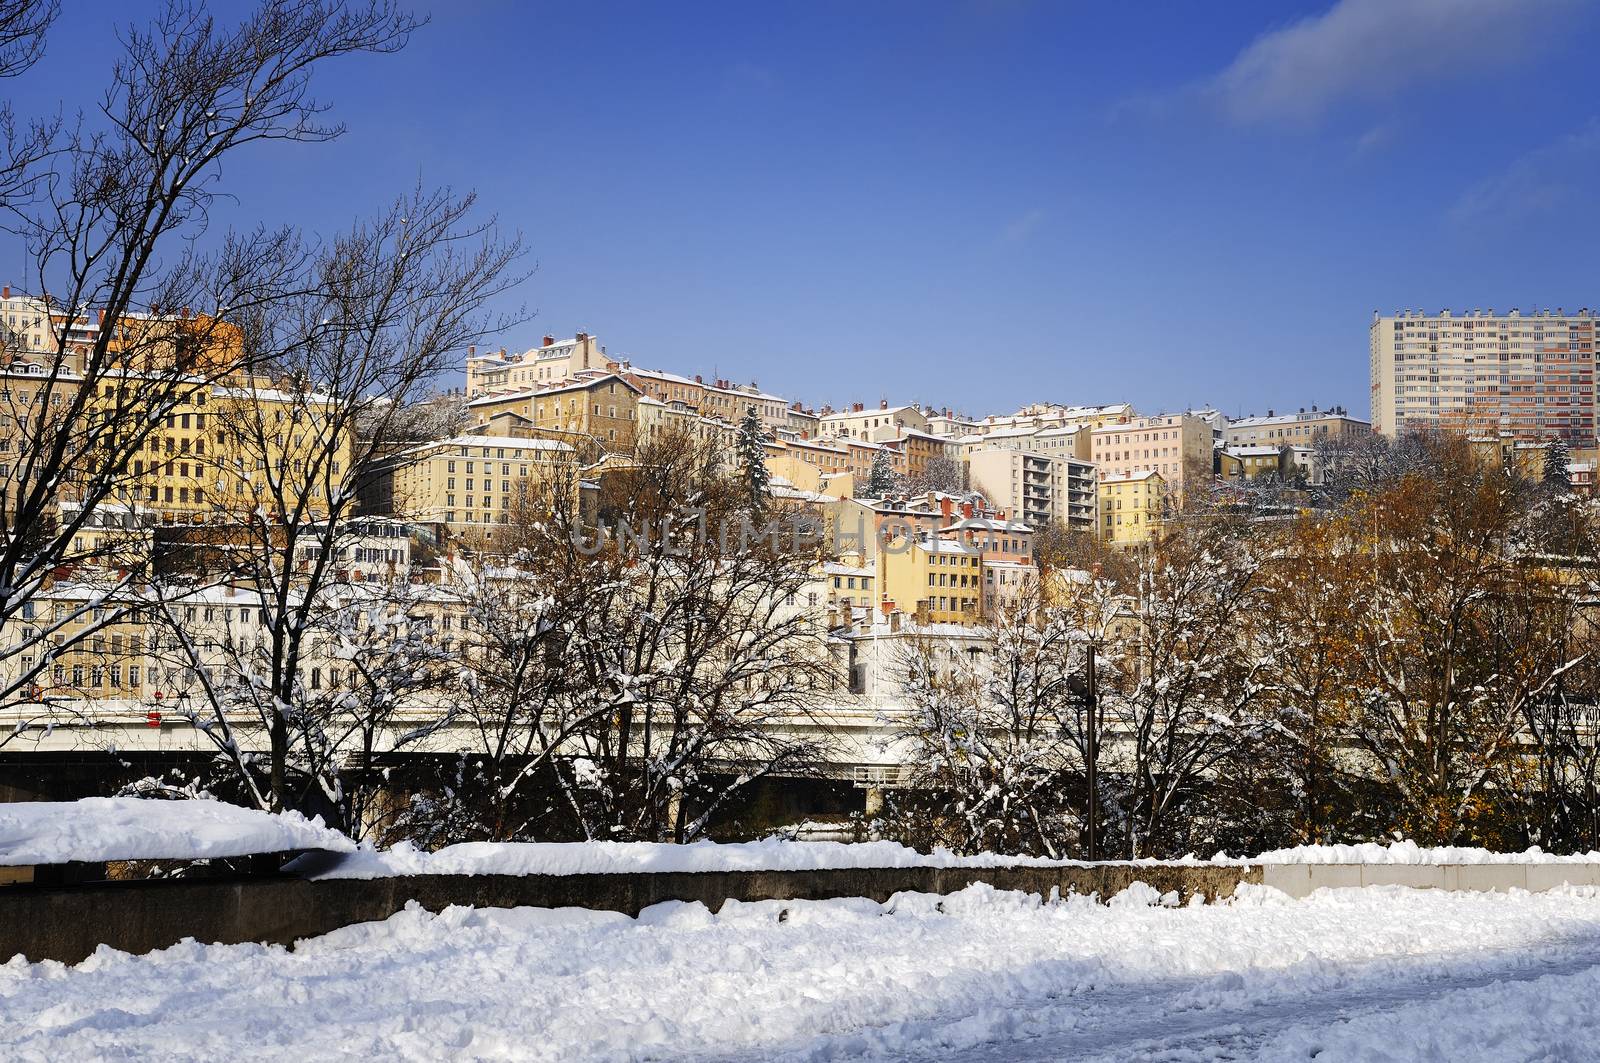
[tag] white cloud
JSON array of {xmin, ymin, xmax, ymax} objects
[
  {"xmin": 1450, "ymin": 120, "xmax": 1600, "ymax": 222},
  {"xmin": 1201, "ymin": 0, "xmax": 1576, "ymax": 126}
]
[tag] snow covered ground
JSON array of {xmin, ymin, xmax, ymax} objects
[{"xmin": 5, "ymin": 882, "xmax": 1600, "ymax": 1061}]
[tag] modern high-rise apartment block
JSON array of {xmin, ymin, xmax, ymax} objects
[
  {"xmin": 966, "ymin": 447, "xmax": 1097, "ymax": 532},
  {"xmin": 1369, "ymin": 309, "xmax": 1598, "ymax": 442}
]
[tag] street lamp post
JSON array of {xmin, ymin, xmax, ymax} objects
[{"xmin": 1085, "ymin": 639, "xmax": 1098, "ymax": 862}]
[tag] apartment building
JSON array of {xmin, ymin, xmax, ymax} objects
[
  {"xmin": 388, "ymin": 432, "xmax": 575, "ymax": 538},
  {"xmin": 465, "ymin": 372, "xmax": 641, "ymax": 452},
  {"xmin": 1370, "ymin": 308, "xmax": 1598, "ymax": 442},
  {"xmin": 0, "ymin": 287, "xmax": 51, "ymax": 359},
  {"xmin": 1099, "ymin": 469, "xmax": 1165, "ymax": 546},
  {"xmin": 614, "ymin": 362, "xmax": 791, "ymax": 431},
  {"xmin": 106, "ymin": 377, "xmax": 354, "ymax": 525},
  {"xmin": 966, "ymin": 447, "xmax": 1097, "ymax": 532},
  {"xmin": 819, "ymin": 400, "xmax": 930, "ymax": 441},
  {"xmin": 976, "ymin": 402, "xmax": 1133, "ymax": 437},
  {"xmin": 1223, "ymin": 406, "xmax": 1370, "ymax": 447},
  {"xmin": 1220, "ymin": 444, "xmax": 1288, "ymax": 480},
  {"xmin": 636, "ymin": 396, "xmax": 737, "ymax": 453},
  {"xmin": 891, "ymin": 429, "xmax": 960, "ymax": 481},
  {"xmin": 879, "ymin": 536, "xmax": 981, "ymax": 623},
  {"xmin": 465, "ymin": 332, "xmax": 607, "ymax": 396},
  {"xmin": 925, "ymin": 408, "xmax": 981, "ymax": 439},
  {"xmin": 821, "ymin": 558, "xmax": 875, "ymax": 612},
  {"xmin": 966, "ymin": 422, "xmax": 1093, "ymax": 461},
  {"xmin": 1089, "ymin": 414, "xmax": 1211, "ymax": 501}
]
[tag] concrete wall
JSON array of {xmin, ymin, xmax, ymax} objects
[
  {"xmin": 1260, "ymin": 863, "xmax": 1600, "ymax": 899},
  {"xmin": 9, "ymin": 861, "xmax": 1599, "ymax": 965},
  {"xmin": 0, "ymin": 863, "xmax": 1259, "ymax": 965}
]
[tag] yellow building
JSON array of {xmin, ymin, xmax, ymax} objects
[
  {"xmin": 100, "ymin": 376, "xmax": 352, "ymax": 526},
  {"xmin": 1099, "ymin": 469, "xmax": 1165, "ymax": 546},
  {"xmin": 1222, "ymin": 444, "xmax": 1287, "ymax": 480},
  {"xmin": 389, "ymin": 432, "xmax": 576, "ymax": 541},
  {"xmin": 465, "ymin": 372, "xmax": 641, "ymax": 453},
  {"xmin": 879, "ymin": 537, "xmax": 981, "ymax": 622},
  {"xmin": 821, "ymin": 557, "xmax": 875, "ymax": 612}
]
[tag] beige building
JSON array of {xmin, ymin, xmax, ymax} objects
[
  {"xmin": 466, "ymin": 332, "xmax": 608, "ymax": 396},
  {"xmin": 966, "ymin": 447, "xmax": 1096, "ymax": 532},
  {"xmin": 976, "ymin": 403, "xmax": 1133, "ymax": 437},
  {"xmin": 1090, "ymin": 414, "xmax": 1211, "ymax": 502},
  {"xmin": 389, "ymin": 433, "xmax": 575, "ymax": 540},
  {"xmin": 1370, "ymin": 308, "xmax": 1598, "ymax": 442},
  {"xmin": 819, "ymin": 401, "xmax": 930, "ymax": 441},
  {"xmin": 636, "ymin": 395, "xmax": 737, "ymax": 454},
  {"xmin": 614, "ymin": 362, "xmax": 791, "ymax": 431},
  {"xmin": 464, "ymin": 372, "xmax": 641, "ymax": 453},
  {"xmin": 0, "ymin": 287, "xmax": 53, "ymax": 360},
  {"xmin": 1223, "ymin": 406, "xmax": 1370, "ymax": 447}
]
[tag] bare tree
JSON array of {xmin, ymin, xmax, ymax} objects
[
  {"xmin": 0, "ymin": 0, "xmax": 54, "ymax": 79},
  {"xmin": 887, "ymin": 584, "xmax": 1082, "ymax": 857},
  {"xmin": 154, "ymin": 186, "xmax": 524, "ymax": 816},
  {"xmin": 0, "ymin": 1, "xmax": 419, "ymax": 729},
  {"xmin": 1098, "ymin": 517, "xmax": 1270, "ymax": 858}
]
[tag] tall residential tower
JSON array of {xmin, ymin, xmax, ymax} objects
[{"xmin": 1369, "ymin": 309, "xmax": 1597, "ymax": 442}]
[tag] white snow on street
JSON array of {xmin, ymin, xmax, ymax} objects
[{"xmin": 5, "ymin": 883, "xmax": 1600, "ymax": 1061}]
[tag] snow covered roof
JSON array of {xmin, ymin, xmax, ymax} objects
[
  {"xmin": 401, "ymin": 434, "xmax": 574, "ymax": 459},
  {"xmin": 941, "ymin": 518, "xmax": 1034, "ymax": 534},
  {"xmin": 618, "ymin": 364, "xmax": 788, "ymax": 403},
  {"xmin": 920, "ymin": 538, "xmax": 977, "ymax": 555},
  {"xmin": 1229, "ymin": 410, "xmax": 1369, "ymax": 428},
  {"xmin": 466, "ymin": 390, "xmax": 537, "ymax": 407}
]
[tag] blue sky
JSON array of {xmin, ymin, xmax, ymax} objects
[{"xmin": 6, "ymin": 0, "xmax": 1600, "ymax": 420}]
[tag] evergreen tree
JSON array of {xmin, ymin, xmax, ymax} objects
[
  {"xmin": 736, "ymin": 404, "xmax": 771, "ymax": 513},
  {"xmin": 1544, "ymin": 437, "xmax": 1572, "ymax": 493},
  {"xmin": 866, "ymin": 446, "xmax": 898, "ymax": 497}
]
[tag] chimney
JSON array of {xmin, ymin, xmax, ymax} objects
[
  {"xmin": 853, "ymin": 402, "xmax": 864, "ymax": 413},
  {"xmin": 98, "ymin": 309, "xmax": 106, "ymax": 325},
  {"xmin": 576, "ymin": 331, "xmax": 589, "ymax": 342},
  {"xmin": 939, "ymin": 496, "xmax": 952, "ymax": 520},
  {"xmin": 889, "ymin": 610, "xmax": 903, "ymax": 633},
  {"xmin": 468, "ymin": 344, "xmax": 476, "ymax": 358},
  {"xmin": 879, "ymin": 399, "xmax": 889, "ymax": 410},
  {"xmin": 180, "ymin": 306, "xmax": 191, "ymax": 318},
  {"xmin": 695, "ymin": 374, "xmax": 703, "ymax": 384},
  {"xmin": 1267, "ymin": 409, "xmax": 1274, "ymax": 418},
  {"xmin": 1, "ymin": 286, "xmax": 7, "ymax": 299},
  {"xmin": 542, "ymin": 334, "xmax": 555, "ymax": 347},
  {"xmin": 960, "ymin": 501, "xmax": 974, "ymax": 519}
]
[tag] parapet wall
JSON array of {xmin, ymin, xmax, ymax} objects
[
  {"xmin": 7, "ymin": 860, "xmax": 1598, "ymax": 965},
  {"xmin": 1, "ymin": 862, "xmax": 1257, "ymax": 965}
]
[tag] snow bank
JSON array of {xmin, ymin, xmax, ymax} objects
[
  {"xmin": 0, "ymin": 798, "xmax": 355, "ymax": 866},
  {"xmin": 1241, "ymin": 841, "xmax": 1600, "ymax": 865},
  {"xmin": 6, "ymin": 882, "xmax": 1600, "ymax": 1061},
  {"xmin": 292, "ymin": 837, "xmax": 1086, "ymax": 880}
]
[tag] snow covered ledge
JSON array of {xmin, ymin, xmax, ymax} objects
[{"xmin": 0, "ymin": 798, "xmax": 356, "ymax": 884}]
